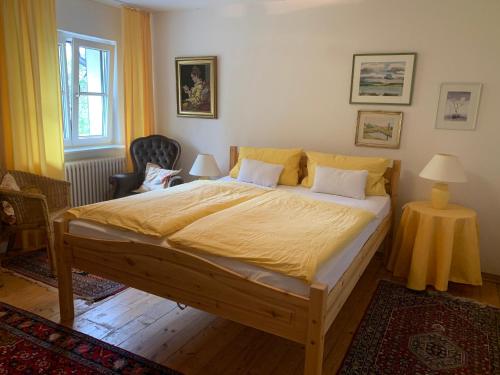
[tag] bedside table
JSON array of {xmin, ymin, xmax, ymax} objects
[{"xmin": 388, "ymin": 201, "xmax": 482, "ymax": 291}]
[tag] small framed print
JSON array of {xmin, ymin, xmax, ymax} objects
[
  {"xmin": 355, "ymin": 110, "xmax": 403, "ymax": 149},
  {"xmin": 176, "ymin": 56, "xmax": 217, "ymax": 118},
  {"xmin": 350, "ymin": 53, "xmax": 416, "ymax": 105},
  {"xmin": 435, "ymin": 83, "xmax": 482, "ymax": 130}
]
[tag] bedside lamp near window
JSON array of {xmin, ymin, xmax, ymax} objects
[
  {"xmin": 190, "ymin": 154, "xmax": 221, "ymax": 179},
  {"xmin": 419, "ymin": 153, "xmax": 467, "ymax": 209}
]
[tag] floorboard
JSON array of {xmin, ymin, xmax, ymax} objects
[{"xmin": 0, "ymin": 253, "xmax": 498, "ymax": 374}]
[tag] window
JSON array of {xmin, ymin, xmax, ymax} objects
[{"xmin": 58, "ymin": 32, "xmax": 116, "ymax": 148}]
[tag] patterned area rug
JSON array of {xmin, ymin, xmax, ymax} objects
[
  {"xmin": 2, "ymin": 250, "xmax": 127, "ymax": 302},
  {"xmin": 339, "ymin": 280, "xmax": 500, "ymax": 374},
  {"xmin": 0, "ymin": 301, "xmax": 181, "ymax": 374}
]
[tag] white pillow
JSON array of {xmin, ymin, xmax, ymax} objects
[
  {"xmin": 311, "ymin": 166, "xmax": 368, "ymax": 200},
  {"xmin": 237, "ymin": 159, "xmax": 284, "ymax": 188},
  {"xmin": 133, "ymin": 163, "xmax": 181, "ymax": 193}
]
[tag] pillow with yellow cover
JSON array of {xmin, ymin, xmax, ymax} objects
[
  {"xmin": 301, "ymin": 151, "xmax": 390, "ymax": 196},
  {"xmin": 230, "ymin": 147, "xmax": 302, "ymax": 186}
]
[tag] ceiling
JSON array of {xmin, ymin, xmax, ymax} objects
[
  {"xmin": 109, "ymin": 0, "xmax": 225, "ymax": 11},
  {"xmin": 96, "ymin": 0, "xmax": 354, "ymax": 12}
]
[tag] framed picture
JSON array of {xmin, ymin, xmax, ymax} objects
[
  {"xmin": 176, "ymin": 56, "xmax": 217, "ymax": 118},
  {"xmin": 435, "ymin": 83, "xmax": 482, "ymax": 130},
  {"xmin": 350, "ymin": 53, "xmax": 416, "ymax": 105},
  {"xmin": 355, "ymin": 110, "xmax": 403, "ymax": 149}
]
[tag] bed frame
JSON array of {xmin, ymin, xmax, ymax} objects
[{"xmin": 54, "ymin": 147, "xmax": 400, "ymax": 375}]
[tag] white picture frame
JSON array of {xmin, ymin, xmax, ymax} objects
[
  {"xmin": 435, "ymin": 83, "xmax": 482, "ymax": 130},
  {"xmin": 350, "ymin": 53, "xmax": 416, "ymax": 105}
]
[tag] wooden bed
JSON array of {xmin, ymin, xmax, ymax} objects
[{"xmin": 55, "ymin": 147, "xmax": 401, "ymax": 375}]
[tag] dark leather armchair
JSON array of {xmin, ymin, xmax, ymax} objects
[{"xmin": 110, "ymin": 135, "xmax": 183, "ymax": 199}]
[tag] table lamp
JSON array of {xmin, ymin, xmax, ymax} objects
[
  {"xmin": 189, "ymin": 153, "xmax": 221, "ymax": 179},
  {"xmin": 419, "ymin": 153, "xmax": 467, "ymax": 209}
]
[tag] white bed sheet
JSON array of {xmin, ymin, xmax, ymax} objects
[{"xmin": 68, "ymin": 179, "xmax": 390, "ymax": 297}]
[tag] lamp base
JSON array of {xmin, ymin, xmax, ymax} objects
[{"xmin": 431, "ymin": 183, "xmax": 450, "ymax": 209}]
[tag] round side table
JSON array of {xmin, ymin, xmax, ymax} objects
[{"xmin": 388, "ymin": 201, "xmax": 482, "ymax": 291}]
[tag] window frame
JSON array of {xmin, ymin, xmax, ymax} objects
[{"xmin": 58, "ymin": 31, "xmax": 116, "ymax": 148}]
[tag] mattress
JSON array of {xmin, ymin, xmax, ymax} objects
[{"xmin": 68, "ymin": 178, "xmax": 391, "ymax": 297}]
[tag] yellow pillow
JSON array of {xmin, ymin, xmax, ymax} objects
[
  {"xmin": 230, "ymin": 147, "xmax": 302, "ymax": 186},
  {"xmin": 302, "ymin": 151, "xmax": 390, "ymax": 196}
]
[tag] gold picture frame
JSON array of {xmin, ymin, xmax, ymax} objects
[
  {"xmin": 176, "ymin": 56, "xmax": 217, "ymax": 118},
  {"xmin": 355, "ymin": 110, "xmax": 403, "ymax": 149}
]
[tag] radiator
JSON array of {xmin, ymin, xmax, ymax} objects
[{"xmin": 65, "ymin": 157, "xmax": 126, "ymax": 207}]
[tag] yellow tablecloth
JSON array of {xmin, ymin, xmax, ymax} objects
[{"xmin": 388, "ymin": 201, "xmax": 482, "ymax": 291}]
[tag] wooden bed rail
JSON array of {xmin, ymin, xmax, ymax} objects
[{"xmin": 54, "ymin": 218, "xmax": 321, "ymax": 345}]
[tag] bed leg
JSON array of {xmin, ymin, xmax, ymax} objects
[
  {"xmin": 383, "ymin": 223, "xmax": 395, "ymax": 266},
  {"xmin": 54, "ymin": 219, "xmax": 74, "ymax": 323},
  {"xmin": 305, "ymin": 283, "xmax": 327, "ymax": 375}
]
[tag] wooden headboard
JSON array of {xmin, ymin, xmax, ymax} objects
[{"xmin": 229, "ymin": 145, "xmax": 401, "ymax": 213}]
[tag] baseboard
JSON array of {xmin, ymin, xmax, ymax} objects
[{"xmin": 482, "ymin": 272, "xmax": 500, "ymax": 284}]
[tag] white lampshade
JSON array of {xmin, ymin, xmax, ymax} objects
[
  {"xmin": 189, "ymin": 154, "xmax": 221, "ymax": 177},
  {"xmin": 419, "ymin": 153, "xmax": 467, "ymax": 183}
]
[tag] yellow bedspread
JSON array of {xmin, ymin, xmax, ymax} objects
[
  {"xmin": 66, "ymin": 181, "xmax": 269, "ymax": 237},
  {"xmin": 168, "ymin": 190, "xmax": 375, "ymax": 282}
]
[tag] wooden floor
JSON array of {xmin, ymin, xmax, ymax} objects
[{"xmin": 1, "ymin": 254, "xmax": 499, "ymax": 374}]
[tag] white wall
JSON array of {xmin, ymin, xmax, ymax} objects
[
  {"xmin": 151, "ymin": 0, "xmax": 500, "ymax": 274},
  {"xmin": 56, "ymin": 0, "xmax": 121, "ymax": 41}
]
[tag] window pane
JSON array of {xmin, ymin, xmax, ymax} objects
[
  {"xmin": 79, "ymin": 46, "xmax": 107, "ymax": 94},
  {"xmin": 78, "ymin": 95, "xmax": 89, "ymax": 136},
  {"xmin": 78, "ymin": 95, "xmax": 105, "ymax": 137},
  {"xmin": 78, "ymin": 47, "xmax": 88, "ymax": 92},
  {"xmin": 58, "ymin": 44, "xmax": 70, "ymax": 140},
  {"xmin": 88, "ymin": 96, "xmax": 104, "ymax": 136},
  {"xmin": 65, "ymin": 41, "xmax": 73, "ymax": 121},
  {"xmin": 65, "ymin": 42, "xmax": 72, "ymax": 91},
  {"xmin": 87, "ymin": 49, "xmax": 103, "ymax": 93}
]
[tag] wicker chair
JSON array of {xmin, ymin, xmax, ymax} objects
[{"xmin": 0, "ymin": 170, "xmax": 70, "ymax": 274}]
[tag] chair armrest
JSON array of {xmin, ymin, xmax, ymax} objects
[
  {"xmin": 0, "ymin": 188, "xmax": 45, "ymax": 201},
  {"xmin": 168, "ymin": 175, "xmax": 184, "ymax": 187},
  {"xmin": 44, "ymin": 179, "xmax": 71, "ymax": 211},
  {"xmin": 109, "ymin": 173, "xmax": 140, "ymax": 199},
  {"xmin": 9, "ymin": 171, "xmax": 71, "ymax": 211}
]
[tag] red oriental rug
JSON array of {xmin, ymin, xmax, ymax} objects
[
  {"xmin": 339, "ymin": 280, "xmax": 500, "ymax": 374},
  {"xmin": 2, "ymin": 250, "xmax": 127, "ymax": 302},
  {"xmin": 0, "ymin": 301, "xmax": 182, "ymax": 374}
]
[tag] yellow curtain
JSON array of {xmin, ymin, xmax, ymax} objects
[
  {"xmin": 0, "ymin": 0, "xmax": 65, "ymax": 179},
  {"xmin": 122, "ymin": 7, "xmax": 155, "ymax": 170}
]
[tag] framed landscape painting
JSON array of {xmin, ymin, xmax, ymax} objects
[
  {"xmin": 435, "ymin": 83, "xmax": 482, "ymax": 130},
  {"xmin": 350, "ymin": 53, "xmax": 416, "ymax": 105},
  {"xmin": 176, "ymin": 56, "xmax": 217, "ymax": 118},
  {"xmin": 355, "ymin": 110, "xmax": 403, "ymax": 149}
]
